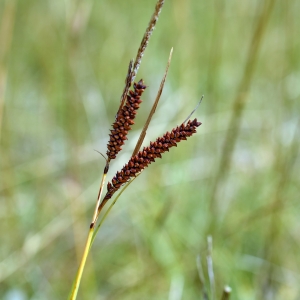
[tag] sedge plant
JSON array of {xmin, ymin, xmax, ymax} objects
[{"xmin": 68, "ymin": 1, "xmax": 203, "ymax": 299}]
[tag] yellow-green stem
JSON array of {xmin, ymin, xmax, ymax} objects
[
  {"xmin": 91, "ymin": 176, "xmax": 139, "ymax": 247},
  {"xmin": 92, "ymin": 169, "xmax": 108, "ymax": 224},
  {"xmin": 68, "ymin": 226, "xmax": 94, "ymax": 300}
]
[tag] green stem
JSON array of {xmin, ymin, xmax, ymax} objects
[
  {"xmin": 68, "ymin": 175, "xmax": 140, "ymax": 299},
  {"xmin": 91, "ymin": 175, "xmax": 140, "ymax": 247},
  {"xmin": 90, "ymin": 179, "xmax": 133, "ymax": 247},
  {"xmin": 68, "ymin": 226, "xmax": 94, "ymax": 300}
]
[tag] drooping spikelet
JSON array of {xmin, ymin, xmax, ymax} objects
[
  {"xmin": 102, "ymin": 119, "xmax": 201, "ymax": 204},
  {"xmin": 106, "ymin": 80, "xmax": 147, "ymax": 160}
]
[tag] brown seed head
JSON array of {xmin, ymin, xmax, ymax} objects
[
  {"xmin": 106, "ymin": 80, "xmax": 147, "ymax": 160},
  {"xmin": 103, "ymin": 118, "xmax": 201, "ymax": 201}
]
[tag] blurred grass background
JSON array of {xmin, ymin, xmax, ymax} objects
[{"xmin": 0, "ymin": 0, "xmax": 299, "ymax": 299}]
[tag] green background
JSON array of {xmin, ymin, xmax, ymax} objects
[{"xmin": 0, "ymin": 0, "xmax": 299, "ymax": 299}]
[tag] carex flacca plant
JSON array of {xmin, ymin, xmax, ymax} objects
[{"xmin": 68, "ymin": 1, "xmax": 202, "ymax": 299}]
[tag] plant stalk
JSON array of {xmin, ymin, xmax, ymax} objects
[
  {"xmin": 92, "ymin": 163, "xmax": 109, "ymax": 225},
  {"xmin": 68, "ymin": 226, "xmax": 94, "ymax": 300}
]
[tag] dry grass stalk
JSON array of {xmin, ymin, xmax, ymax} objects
[
  {"xmin": 132, "ymin": 47, "xmax": 173, "ymax": 157},
  {"xmin": 118, "ymin": 0, "xmax": 165, "ymax": 114}
]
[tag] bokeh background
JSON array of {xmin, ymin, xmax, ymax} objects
[{"xmin": 0, "ymin": 0, "xmax": 299, "ymax": 299}]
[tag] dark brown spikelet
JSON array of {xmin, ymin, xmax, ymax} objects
[
  {"xmin": 106, "ymin": 80, "xmax": 147, "ymax": 160},
  {"xmin": 101, "ymin": 118, "xmax": 201, "ymax": 206}
]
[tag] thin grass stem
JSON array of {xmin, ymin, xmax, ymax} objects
[
  {"xmin": 208, "ymin": 0, "xmax": 275, "ymax": 221},
  {"xmin": 196, "ymin": 254, "xmax": 209, "ymax": 300},
  {"xmin": 91, "ymin": 176, "xmax": 138, "ymax": 247},
  {"xmin": 91, "ymin": 164, "xmax": 109, "ymax": 226},
  {"xmin": 68, "ymin": 227, "xmax": 94, "ymax": 300},
  {"xmin": 132, "ymin": 48, "xmax": 173, "ymax": 157},
  {"xmin": 118, "ymin": 0, "xmax": 165, "ymax": 114},
  {"xmin": 207, "ymin": 235, "xmax": 215, "ymax": 300}
]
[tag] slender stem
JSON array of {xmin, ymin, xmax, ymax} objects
[
  {"xmin": 118, "ymin": 0, "xmax": 165, "ymax": 114},
  {"xmin": 132, "ymin": 48, "xmax": 173, "ymax": 157},
  {"xmin": 91, "ymin": 163, "xmax": 109, "ymax": 225},
  {"xmin": 68, "ymin": 226, "xmax": 94, "ymax": 300},
  {"xmin": 91, "ymin": 177, "xmax": 136, "ymax": 247},
  {"xmin": 68, "ymin": 163, "xmax": 109, "ymax": 300}
]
